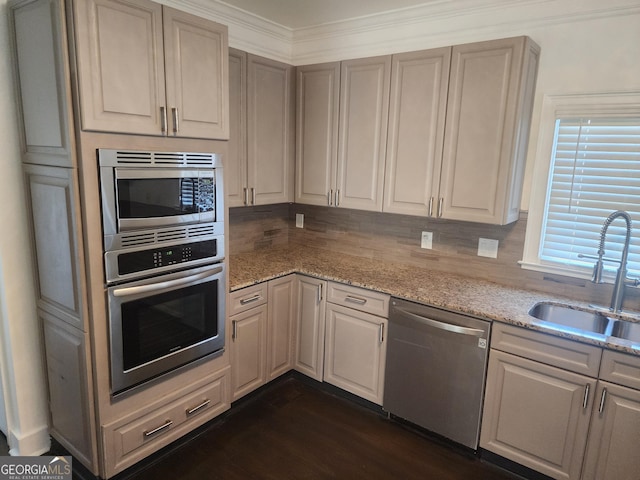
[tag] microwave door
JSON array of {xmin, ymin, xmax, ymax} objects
[{"xmin": 115, "ymin": 169, "xmax": 215, "ymax": 231}]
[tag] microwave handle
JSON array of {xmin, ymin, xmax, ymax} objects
[{"xmin": 112, "ymin": 267, "xmax": 222, "ymax": 298}]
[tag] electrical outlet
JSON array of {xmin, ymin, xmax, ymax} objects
[
  {"xmin": 295, "ymin": 213, "xmax": 304, "ymax": 228},
  {"xmin": 478, "ymin": 238, "xmax": 499, "ymax": 258},
  {"xmin": 421, "ymin": 231, "xmax": 433, "ymax": 249}
]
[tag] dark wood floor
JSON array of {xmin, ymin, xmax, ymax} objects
[{"xmin": 118, "ymin": 376, "xmax": 523, "ymax": 480}]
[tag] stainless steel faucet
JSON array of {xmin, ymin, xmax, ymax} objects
[{"xmin": 580, "ymin": 210, "xmax": 639, "ymax": 313}]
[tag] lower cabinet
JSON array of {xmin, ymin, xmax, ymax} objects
[
  {"xmin": 230, "ymin": 275, "xmax": 295, "ymax": 401},
  {"xmin": 482, "ymin": 323, "xmax": 640, "ymax": 480},
  {"xmin": 294, "ymin": 276, "xmax": 327, "ymax": 381}
]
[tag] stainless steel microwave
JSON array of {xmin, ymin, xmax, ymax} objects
[{"xmin": 98, "ymin": 149, "xmax": 224, "ymax": 251}]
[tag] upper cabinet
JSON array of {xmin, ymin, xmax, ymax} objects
[
  {"xmin": 73, "ymin": 0, "xmax": 229, "ymax": 140},
  {"xmin": 297, "ymin": 36, "xmax": 539, "ymax": 224},
  {"xmin": 296, "ymin": 56, "xmax": 391, "ymax": 211},
  {"xmin": 439, "ymin": 36, "xmax": 539, "ymax": 224},
  {"xmin": 228, "ymin": 50, "xmax": 295, "ymax": 207}
]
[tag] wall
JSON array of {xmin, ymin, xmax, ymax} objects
[{"xmin": 0, "ymin": 0, "xmax": 50, "ymax": 455}]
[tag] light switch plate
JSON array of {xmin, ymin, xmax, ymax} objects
[
  {"xmin": 478, "ymin": 238, "xmax": 499, "ymax": 258},
  {"xmin": 421, "ymin": 231, "xmax": 433, "ymax": 249},
  {"xmin": 295, "ymin": 213, "xmax": 304, "ymax": 228}
]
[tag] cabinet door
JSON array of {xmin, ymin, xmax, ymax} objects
[
  {"xmin": 324, "ymin": 304, "xmax": 387, "ymax": 405},
  {"xmin": 227, "ymin": 49, "xmax": 248, "ymax": 207},
  {"xmin": 42, "ymin": 311, "xmax": 95, "ymax": 468},
  {"xmin": 267, "ymin": 276, "xmax": 295, "ymax": 381},
  {"xmin": 336, "ymin": 56, "xmax": 391, "ymax": 211},
  {"xmin": 230, "ymin": 305, "xmax": 267, "ymax": 401},
  {"xmin": 163, "ymin": 7, "xmax": 228, "ymax": 139},
  {"xmin": 480, "ymin": 350, "xmax": 593, "ymax": 480},
  {"xmin": 73, "ymin": 0, "xmax": 166, "ymax": 135},
  {"xmin": 295, "ymin": 62, "xmax": 340, "ymax": 206},
  {"xmin": 294, "ymin": 276, "xmax": 326, "ymax": 381},
  {"xmin": 440, "ymin": 36, "xmax": 538, "ymax": 224},
  {"xmin": 383, "ymin": 48, "xmax": 450, "ymax": 216},
  {"xmin": 247, "ymin": 55, "xmax": 295, "ymax": 205},
  {"xmin": 582, "ymin": 381, "xmax": 640, "ymax": 480}
]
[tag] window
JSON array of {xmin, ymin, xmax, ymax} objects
[{"xmin": 522, "ymin": 93, "xmax": 640, "ymax": 281}]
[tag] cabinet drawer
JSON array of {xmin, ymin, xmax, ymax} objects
[
  {"xmin": 327, "ymin": 282, "xmax": 389, "ymax": 317},
  {"xmin": 229, "ymin": 283, "xmax": 268, "ymax": 316},
  {"xmin": 103, "ymin": 370, "xmax": 230, "ymax": 477},
  {"xmin": 600, "ymin": 349, "xmax": 640, "ymax": 390},
  {"xmin": 491, "ymin": 323, "xmax": 602, "ymax": 377}
]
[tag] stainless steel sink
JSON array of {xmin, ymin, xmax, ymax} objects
[
  {"xmin": 528, "ymin": 302, "xmax": 611, "ymax": 335},
  {"xmin": 610, "ymin": 320, "xmax": 640, "ymax": 343}
]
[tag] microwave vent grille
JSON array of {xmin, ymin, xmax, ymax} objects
[
  {"xmin": 119, "ymin": 225, "xmax": 217, "ymax": 248},
  {"xmin": 111, "ymin": 150, "xmax": 217, "ymax": 167}
]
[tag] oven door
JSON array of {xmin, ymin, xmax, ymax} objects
[{"xmin": 107, "ymin": 264, "xmax": 225, "ymax": 396}]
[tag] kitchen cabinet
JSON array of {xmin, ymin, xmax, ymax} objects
[
  {"xmin": 295, "ymin": 56, "xmax": 391, "ymax": 211},
  {"xmin": 439, "ymin": 36, "xmax": 539, "ymax": 224},
  {"xmin": 73, "ymin": 0, "xmax": 228, "ymax": 139},
  {"xmin": 228, "ymin": 49, "xmax": 295, "ymax": 207},
  {"xmin": 323, "ymin": 283, "xmax": 389, "ymax": 405},
  {"xmin": 294, "ymin": 276, "xmax": 327, "ymax": 381},
  {"xmin": 229, "ymin": 276, "xmax": 295, "ymax": 400},
  {"xmin": 382, "ymin": 47, "xmax": 451, "ymax": 216},
  {"xmin": 581, "ymin": 351, "xmax": 640, "ymax": 480},
  {"xmin": 229, "ymin": 283, "xmax": 268, "ymax": 400},
  {"xmin": 266, "ymin": 275, "xmax": 296, "ymax": 381}
]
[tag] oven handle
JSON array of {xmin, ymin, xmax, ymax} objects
[{"xmin": 112, "ymin": 267, "xmax": 223, "ymax": 298}]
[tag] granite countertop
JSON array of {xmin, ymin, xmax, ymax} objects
[{"xmin": 229, "ymin": 245, "xmax": 640, "ymax": 356}]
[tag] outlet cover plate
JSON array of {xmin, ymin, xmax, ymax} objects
[
  {"xmin": 421, "ymin": 231, "xmax": 433, "ymax": 249},
  {"xmin": 478, "ymin": 238, "xmax": 499, "ymax": 258},
  {"xmin": 295, "ymin": 213, "xmax": 304, "ymax": 228}
]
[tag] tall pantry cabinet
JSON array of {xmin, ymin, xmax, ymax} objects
[{"xmin": 9, "ymin": 0, "xmax": 231, "ymax": 477}]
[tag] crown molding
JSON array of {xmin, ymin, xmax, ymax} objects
[{"xmin": 160, "ymin": 0, "xmax": 640, "ymax": 65}]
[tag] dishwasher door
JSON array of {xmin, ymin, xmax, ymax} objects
[{"xmin": 383, "ymin": 298, "xmax": 490, "ymax": 450}]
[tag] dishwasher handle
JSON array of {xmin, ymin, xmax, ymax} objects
[{"xmin": 394, "ymin": 307, "xmax": 486, "ymax": 337}]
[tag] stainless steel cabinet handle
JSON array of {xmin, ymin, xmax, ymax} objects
[
  {"xmin": 428, "ymin": 197, "xmax": 434, "ymax": 217},
  {"xmin": 144, "ymin": 420, "xmax": 173, "ymax": 438},
  {"xmin": 395, "ymin": 307, "xmax": 485, "ymax": 337},
  {"xmin": 232, "ymin": 320, "xmax": 238, "ymax": 340},
  {"xmin": 379, "ymin": 323, "xmax": 384, "ymax": 343},
  {"xmin": 112, "ymin": 267, "xmax": 222, "ymax": 297},
  {"xmin": 318, "ymin": 284, "xmax": 323, "ymax": 303},
  {"xmin": 240, "ymin": 294, "xmax": 262, "ymax": 305},
  {"xmin": 335, "ymin": 190, "xmax": 340, "ymax": 207},
  {"xmin": 172, "ymin": 107, "xmax": 179, "ymax": 134},
  {"xmin": 328, "ymin": 190, "xmax": 333, "ymax": 206},
  {"xmin": 583, "ymin": 384, "xmax": 590, "ymax": 409},
  {"xmin": 186, "ymin": 399, "xmax": 211, "ymax": 416},
  {"xmin": 243, "ymin": 187, "xmax": 248, "ymax": 206},
  {"xmin": 251, "ymin": 187, "xmax": 256, "ymax": 205},
  {"xmin": 160, "ymin": 106, "xmax": 168, "ymax": 134},
  {"xmin": 438, "ymin": 197, "xmax": 443, "ymax": 218},
  {"xmin": 598, "ymin": 388, "xmax": 608, "ymax": 413},
  {"xmin": 345, "ymin": 295, "xmax": 367, "ymax": 305}
]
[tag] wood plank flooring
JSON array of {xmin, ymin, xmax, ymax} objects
[{"xmin": 119, "ymin": 376, "xmax": 523, "ymax": 480}]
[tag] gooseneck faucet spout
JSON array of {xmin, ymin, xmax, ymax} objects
[{"xmin": 590, "ymin": 211, "xmax": 639, "ymax": 313}]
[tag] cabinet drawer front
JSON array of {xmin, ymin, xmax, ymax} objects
[
  {"xmin": 327, "ymin": 282, "xmax": 389, "ymax": 317},
  {"xmin": 229, "ymin": 283, "xmax": 268, "ymax": 316},
  {"xmin": 600, "ymin": 349, "xmax": 640, "ymax": 390},
  {"xmin": 104, "ymin": 371, "xmax": 230, "ymax": 477},
  {"xmin": 491, "ymin": 323, "xmax": 602, "ymax": 376}
]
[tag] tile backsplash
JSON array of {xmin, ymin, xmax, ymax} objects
[{"xmin": 229, "ymin": 203, "xmax": 639, "ymax": 309}]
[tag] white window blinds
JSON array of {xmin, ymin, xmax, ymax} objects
[{"xmin": 540, "ymin": 118, "xmax": 640, "ymax": 278}]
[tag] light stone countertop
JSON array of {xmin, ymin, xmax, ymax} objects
[{"xmin": 229, "ymin": 245, "xmax": 640, "ymax": 356}]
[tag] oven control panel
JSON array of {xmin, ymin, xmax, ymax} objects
[{"xmin": 116, "ymin": 240, "xmax": 218, "ymax": 277}]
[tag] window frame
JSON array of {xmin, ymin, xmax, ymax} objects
[{"xmin": 521, "ymin": 91, "xmax": 640, "ymax": 281}]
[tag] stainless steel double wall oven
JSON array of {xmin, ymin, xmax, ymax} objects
[{"xmin": 98, "ymin": 149, "xmax": 225, "ymax": 396}]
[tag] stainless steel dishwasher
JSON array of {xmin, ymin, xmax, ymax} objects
[{"xmin": 383, "ymin": 297, "xmax": 490, "ymax": 450}]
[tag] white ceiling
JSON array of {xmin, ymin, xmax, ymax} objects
[{"xmin": 215, "ymin": 0, "xmax": 441, "ymax": 29}]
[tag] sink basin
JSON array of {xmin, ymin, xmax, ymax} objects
[
  {"xmin": 610, "ymin": 320, "xmax": 640, "ymax": 343},
  {"xmin": 528, "ymin": 302, "xmax": 611, "ymax": 335}
]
